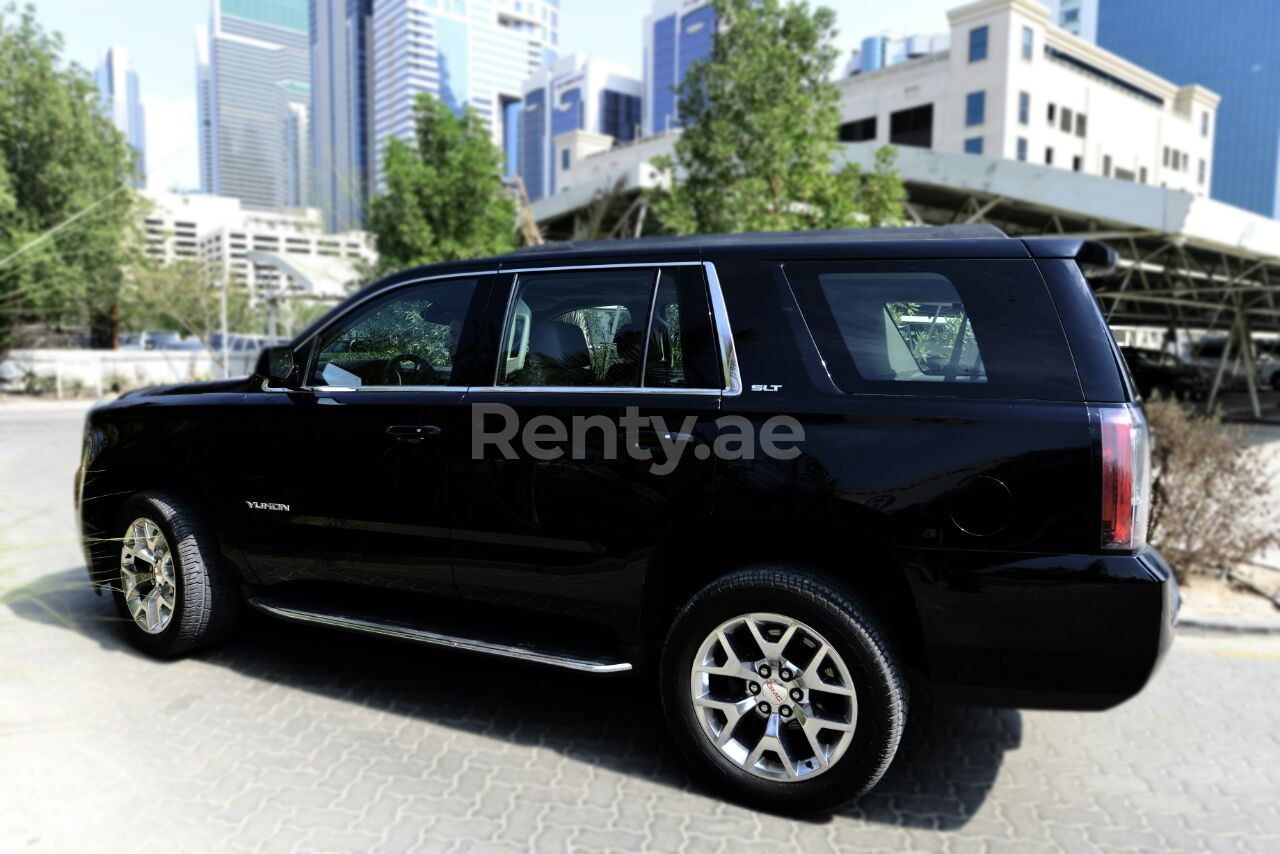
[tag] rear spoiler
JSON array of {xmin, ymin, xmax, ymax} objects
[{"xmin": 1021, "ymin": 238, "xmax": 1118, "ymax": 277}]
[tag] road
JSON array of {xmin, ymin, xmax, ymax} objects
[{"xmin": 1, "ymin": 402, "xmax": 1278, "ymax": 852}]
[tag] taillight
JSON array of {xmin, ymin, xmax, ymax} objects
[{"xmin": 1097, "ymin": 404, "xmax": 1150, "ymax": 550}]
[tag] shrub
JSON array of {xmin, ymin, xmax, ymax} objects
[{"xmin": 1144, "ymin": 395, "xmax": 1280, "ymax": 585}]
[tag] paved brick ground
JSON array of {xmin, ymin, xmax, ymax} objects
[{"xmin": 2, "ymin": 404, "xmax": 1279, "ymax": 852}]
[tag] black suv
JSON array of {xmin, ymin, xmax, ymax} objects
[{"xmin": 77, "ymin": 226, "xmax": 1176, "ymax": 812}]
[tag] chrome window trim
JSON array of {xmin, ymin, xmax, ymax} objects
[
  {"xmin": 499, "ymin": 261, "xmax": 702, "ymax": 274},
  {"xmin": 703, "ymin": 261, "xmax": 742, "ymax": 396},
  {"xmin": 467, "ymin": 386, "xmax": 722, "ymax": 397}
]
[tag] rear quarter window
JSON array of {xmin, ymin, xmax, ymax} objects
[{"xmin": 785, "ymin": 260, "xmax": 1082, "ymax": 401}]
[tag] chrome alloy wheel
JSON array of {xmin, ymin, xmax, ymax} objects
[
  {"xmin": 689, "ymin": 612, "xmax": 857, "ymax": 782},
  {"xmin": 120, "ymin": 517, "xmax": 178, "ymax": 635}
]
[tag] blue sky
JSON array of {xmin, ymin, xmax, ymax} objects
[{"xmin": 29, "ymin": 0, "xmax": 952, "ymax": 192}]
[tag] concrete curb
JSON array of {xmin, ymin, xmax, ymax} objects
[{"xmin": 1178, "ymin": 615, "xmax": 1280, "ymax": 635}]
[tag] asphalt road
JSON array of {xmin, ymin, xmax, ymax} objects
[{"xmin": 1, "ymin": 402, "xmax": 1278, "ymax": 852}]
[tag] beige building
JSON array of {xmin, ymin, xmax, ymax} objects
[{"xmin": 836, "ymin": 0, "xmax": 1218, "ymax": 194}]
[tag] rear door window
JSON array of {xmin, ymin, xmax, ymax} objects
[{"xmin": 785, "ymin": 260, "xmax": 1081, "ymax": 400}]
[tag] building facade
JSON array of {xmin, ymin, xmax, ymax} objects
[
  {"xmin": 196, "ymin": 0, "xmax": 312, "ymax": 210},
  {"xmin": 835, "ymin": 0, "xmax": 1216, "ymax": 196},
  {"xmin": 1094, "ymin": 0, "xmax": 1280, "ymax": 219},
  {"xmin": 642, "ymin": 0, "xmax": 716, "ymax": 136},
  {"xmin": 518, "ymin": 54, "xmax": 641, "ymax": 201},
  {"xmin": 310, "ymin": 0, "xmax": 374, "ymax": 232},
  {"xmin": 1044, "ymin": 0, "xmax": 1099, "ymax": 41},
  {"xmin": 370, "ymin": 0, "xmax": 560, "ymax": 191},
  {"xmin": 94, "ymin": 46, "xmax": 146, "ymax": 188}
]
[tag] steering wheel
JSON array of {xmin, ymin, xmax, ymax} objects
[{"xmin": 382, "ymin": 353, "xmax": 431, "ymax": 385}]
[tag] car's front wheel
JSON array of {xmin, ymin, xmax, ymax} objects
[
  {"xmin": 660, "ymin": 565, "xmax": 907, "ymax": 814},
  {"xmin": 112, "ymin": 491, "xmax": 241, "ymax": 657}
]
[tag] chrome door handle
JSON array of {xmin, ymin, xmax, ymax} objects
[{"xmin": 386, "ymin": 425, "xmax": 442, "ymax": 438}]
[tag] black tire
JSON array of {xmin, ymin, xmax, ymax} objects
[
  {"xmin": 110, "ymin": 491, "xmax": 241, "ymax": 657},
  {"xmin": 660, "ymin": 564, "xmax": 907, "ymax": 814}
]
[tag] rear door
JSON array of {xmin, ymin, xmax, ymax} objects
[{"xmin": 448, "ymin": 263, "xmax": 724, "ymax": 640}]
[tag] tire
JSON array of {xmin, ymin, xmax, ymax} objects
[
  {"xmin": 110, "ymin": 491, "xmax": 241, "ymax": 657},
  {"xmin": 660, "ymin": 564, "xmax": 906, "ymax": 814}
]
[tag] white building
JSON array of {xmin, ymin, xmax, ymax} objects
[
  {"xmin": 370, "ymin": 0, "xmax": 560, "ymax": 191},
  {"xmin": 642, "ymin": 0, "xmax": 716, "ymax": 136},
  {"xmin": 835, "ymin": 0, "xmax": 1217, "ymax": 195},
  {"xmin": 518, "ymin": 54, "xmax": 642, "ymax": 201},
  {"xmin": 141, "ymin": 192, "xmax": 375, "ymax": 301},
  {"xmin": 94, "ymin": 46, "xmax": 146, "ymax": 188}
]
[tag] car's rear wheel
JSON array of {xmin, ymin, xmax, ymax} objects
[
  {"xmin": 660, "ymin": 565, "xmax": 907, "ymax": 813},
  {"xmin": 111, "ymin": 492, "xmax": 240, "ymax": 657}
]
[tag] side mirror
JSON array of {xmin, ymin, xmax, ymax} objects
[{"xmin": 256, "ymin": 345, "xmax": 300, "ymax": 389}]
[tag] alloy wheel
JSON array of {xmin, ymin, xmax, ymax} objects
[
  {"xmin": 689, "ymin": 612, "xmax": 858, "ymax": 782},
  {"xmin": 120, "ymin": 516, "xmax": 178, "ymax": 635}
]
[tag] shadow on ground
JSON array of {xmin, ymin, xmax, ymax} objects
[{"xmin": 6, "ymin": 568, "xmax": 1021, "ymax": 829}]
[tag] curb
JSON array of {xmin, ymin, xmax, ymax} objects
[{"xmin": 1177, "ymin": 616, "xmax": 1280, "ymax": 635}]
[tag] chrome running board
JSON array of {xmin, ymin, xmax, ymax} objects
[{"xmin": 248, "ymin": 597, "xmax": 633, "ymax": 674}]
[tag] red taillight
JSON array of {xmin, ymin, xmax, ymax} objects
[{"xmin": 1098, "ymin": 405, "xmax": 1150, "ymax": 550}]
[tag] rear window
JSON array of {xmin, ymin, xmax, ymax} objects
[{"xmin": 785, "ymin": 260, "xmax": 1081, "ymax": 400}]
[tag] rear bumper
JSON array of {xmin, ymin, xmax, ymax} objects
[{"xmin": 908, "ymin": 547, "xmax": 1178, "ymax": 710}]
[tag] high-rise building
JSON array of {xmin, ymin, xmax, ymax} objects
[
  {"xmin": 517, "ymin": 54, "xmax": 641, "ymax": 201},
  {"xmin": 94, "ymin": 46, "xmax": 146, "ymax": 188},
  {"xmin": 310, "ymin": 0, "xmax": 374, "ymax": 232},
  {"xmin": 196, "ymin": 0, "xmax": 312, "ymax": 210},
  {"xmin": 642, "ymin": 0, "xmax": 716, "ymax": 136},
  {"xmin": 1093, "ymin": 0, "xmax": 1280, "ymax": 218},
  {"xmin": 370, "ymin": 0, "xmax": 560, "ymax": 192},
  {"xmin": 1044, "ymin": 0, "xmax": 1099, "ymax": 41}
]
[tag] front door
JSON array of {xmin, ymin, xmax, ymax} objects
[{"xmin": 237, "ymin": 274, "xmax": 491, "ymax": 598}]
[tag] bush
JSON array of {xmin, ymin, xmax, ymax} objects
[{"xmin": 1145, "ymin": 395, "xmax": 1280, "ymax": 584}]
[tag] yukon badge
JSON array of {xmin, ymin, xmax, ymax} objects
[{"xmin": 244, "ymin": 500, "xmax": 291, "ymax": 512}]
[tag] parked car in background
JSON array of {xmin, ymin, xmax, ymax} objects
[
  {"xmin": 1119, "ymin": 346, "xmax": 1207, "ymax": 400},
  {"xmin": 1183, "ymin": 337, "xmax": 1280, "ymax": 391},
  {"xmin": 77, "ymin": 228, "xmax": 1175, "ymax": 812}
]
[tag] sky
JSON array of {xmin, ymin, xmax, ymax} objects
[{"xmin": 29, "ymin": 0, "xmax": 954, "ymax": 193}]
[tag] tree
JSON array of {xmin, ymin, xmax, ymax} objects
[
  {"xmin": 121, "ymin": 260, "xmax": 259, "ymax": 368},
  {"xmin": 369, "ymin": 95, "xmax": 517, "ymax": 273},
  {"xmin": 0, "ymin": 3, "xmax": 140, "ymax": 354},
  {"xmin": 650, "ymin": 0, "xmax": 905, "ymax": 234}
]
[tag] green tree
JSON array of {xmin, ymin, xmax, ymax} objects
[
  {"xmin": 369, "ymin": 95, "xmax": 517, "ymax": 273},
  {"xmin": 0, "ymin": 3, "xmax": 139, "ymax": 353},
  {"xmin": 651, "ymin": 0, "xmax": 905, "ymax": 234}
]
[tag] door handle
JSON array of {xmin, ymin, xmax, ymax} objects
[{"xmin": 386, "ymin": 424, "xmax": 442, "ymax": 441}]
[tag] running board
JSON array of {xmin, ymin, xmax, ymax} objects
[{"xmin": 247, "ymin": 597, "xmax": 633, "ymax": 675}]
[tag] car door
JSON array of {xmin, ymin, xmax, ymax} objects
[
  {"xmin": 448, "ymin": 263, "xmax": 725, "ymax": 641},
  {"xmin": 235, "ymin": 273, "xmax": 492, "ymax": 597}
]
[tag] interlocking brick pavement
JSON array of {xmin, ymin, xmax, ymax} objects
[{"xmin": 2, "ymin": 404, "xmax": 1278, "ymax": 852}]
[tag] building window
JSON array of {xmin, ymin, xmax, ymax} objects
[
  {"xmin": 1060, "ymin": 107, "xmax": 1073, "ymax": 133},
  {"xmin": 1072, "ymin": 155, "xmax": 1082, "ymax": 172},
  {"xmin": 1047, "ymin": 103, "xmax": 1056, "ymax": 124},
  {"xmin": 1181, "ymin": 151, "xmax": 1190, "ymax": 171},
  {"xmin": 969, "ymin": 26, "xmax": 988, "ymax": 62},
  {"xmin": 1075, "ymin": 113, "xmax": 1086, "ymax": 137},
  {"xmin": 1162, "ymin": 146, "xmax": 1170, "ymax": 167},
  {"xmin": 1018, "ymin": 91, "xmax": 1030, "ymax": 125},
  {"xmin": 1021, "ymin": 26, "xmax": 1033, "ymax": 61},
  {"xmin": 1016, "ymin": 137, "xmax": 1028, "ymax": 161},
  {"xmin": 561, "ymin": 148, "xmax": 570, "ymax": 170},
  {"xmin": 1045, "ymin": 147, "xmax": 1054, "ymax": 166},
  {"xmin": 964, "ymin": 136, "xmax": 983, "ymax": 155},
  {"xmin": 1201, "ymin": 111, "xmax": 1210, "ymax": 137},
  {"xmin": 1103, "ymin": 155, "xmax": 1112, "ymax": 177},
  {"xmin": 889, "ymin": 104, "xmax": 934, "ymax": 148},
  {"xmin": 1139, "ymin": 167, "xmax": 1148, "ymax": 183},
  {"xmin": 838, "ymin": 116, "xmax": 877, "ymax": 142},
  {"xmin": 1198, "ymin": 159, "xmax": 1206, "ymax": 184},
  {"xmin": 966, "ymin": 91, "xmax": 985, "ymax": 126}
]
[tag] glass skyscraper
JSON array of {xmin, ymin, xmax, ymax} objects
[
  {"xmin": 370, "ymin": 0, "xmax": 560, "ymax": 192},
  {"xmin": 310, "ymin": 0, "xmax": 374, "ymax": 231},
  {"xmin": 517, "ymin": 54, "xmax": 641, "ymax": 201},
  {"xmin": 642, "ymin": 0, "xmax": 716, "ymax": 136},
  {"xmin": 197, "ymin": 0, "xmax": 312, "ymax": 210},
  {"xmin": 94, "ymin": 46, "xmax": 146, "ymax": 189},
  {"xmin": 1095, "ymin": 0, "xmax": 1280, "ymax": 218}
]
